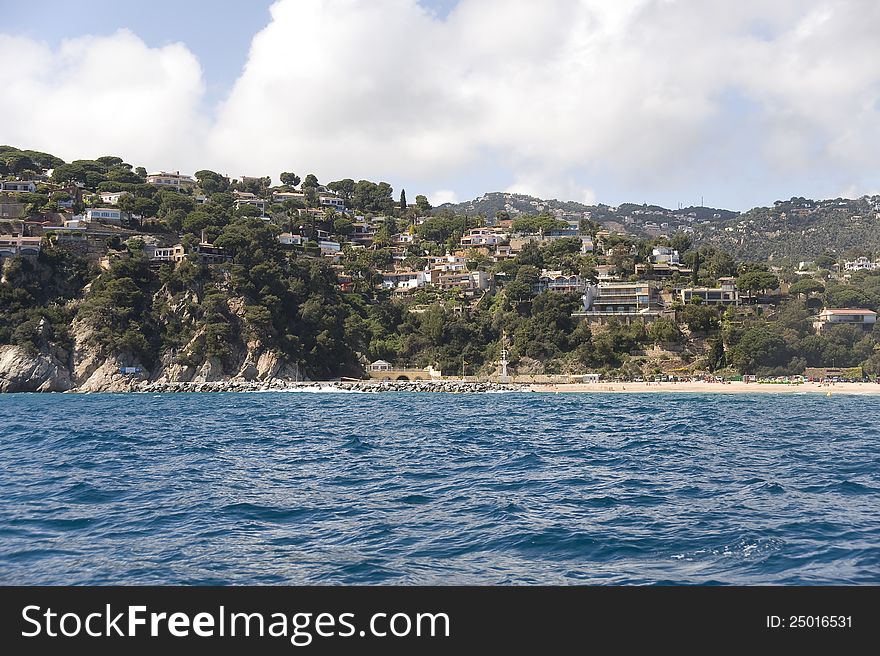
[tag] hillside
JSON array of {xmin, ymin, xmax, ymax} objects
[{"xmin": 438, "ymin": 191, "xmax": 880, "ymax": 261}]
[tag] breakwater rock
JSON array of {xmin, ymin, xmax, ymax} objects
[{"xmin": 134, "ymin": 379, "xmax": 523, "ymax": 394}]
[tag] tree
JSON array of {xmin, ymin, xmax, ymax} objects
[
  {"xmin": 788, "ymin": 278, "xmax": 825, "ymax": 298},
  {"xmin": 707, "ymin": 338, "xmax": 725, "ymax": 372},
  {"xmin": 195, "ymin": 170, "xmax": 228, "ymax": 194},
  {"xmin": 333, "ymin": 217, "xmax": 354, "ymax": 237},
  {"xmin": 729, "ymin": 327, "xmax": 789, "ymax": 374},
  {"xmin": 280, "ymin": 172, "xmax": 301, "ymax": 188},
  {"xmin": 737, "ymin": 270, "xmax": 779, "ymax": 297},
  {"xmin": 648, "ymin": 317, "xmax": 683, "ymax": 344},
  {"xmin": 511, "ymin": 214, "xmax": 568, "ymax": 234},
  {"xmin": 670, "ymin": 232, "xmax": 693, "ymax": 254},
  {"xmin": 400, "ymin": 189, "xmax": 407, "ymax": 211},
  {"xmin": 302, "ymin": 174, "xmax": 319, "ymax": 189},
  {"xmin": 415, "ymin": 195, "xmax": 431, "ymax": 213},
  {"xmin": 680, "ymin": 304, "xmax": 719, "ymax": 333},
  {"xmin": 328, "ymin": 179, "xmax": 356, "ymax": 203}
]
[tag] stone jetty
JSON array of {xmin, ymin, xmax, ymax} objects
[{"xmin": 134, "ymin": 379, "xmax": 524, "ymax": 394}]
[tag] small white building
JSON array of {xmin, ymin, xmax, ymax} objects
[
  {"xmin": 0, "ymin": 180, "xmax": 38, "ymax": 193},
  {"xmin": 461, "ymin": 228, "xmax": 504, "ymax": 246},
  {"xmin": 146, "ymin": 171, "xmax": 195, "ymax": 189},
  {"xmin": 651, "ymin": 246, "xmax": 680, "ymax": 265},
  {"xmin": 813, "ymin": 308, "xmax": 877, "ymax": 333},
  {"xmin": 99, "ymin": 191, "xmax": 128, "ymax": 205},
  {"xmin": 279, "ymin": 232, "xmax": 305, "ymax": 246},
  {"xmin": 381, "ymin": 270, "xmax": 427, "ymax": 290},
  {"xmin": 232, "ymin": 191, "xmax": 266, "ymax": 214},
  {"xmin": 85, "ymin": 208, "xmax": 124, "ymax": 224},
  {"xmin": 0, "ymin": 235, "xmax": 42, "ymax": 258},
  {"xmin": 368, "ymin": 360, "xmax": 393, "ymax": 371},
  {"xmin": 319, "ymin": 195, "xmax": 345, "ymax": 210},
  {"xmin": 843, "ymin": 257, "xmax": 879, "ymax": 272}
]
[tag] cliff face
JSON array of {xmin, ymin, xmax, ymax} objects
[
  {"xmin": 0, "ymin": 294, "xmax": 306, "ymax": 393},
  {"xmin": 0, "ymin": 345, "xmax": 72, "ymax": 392}
]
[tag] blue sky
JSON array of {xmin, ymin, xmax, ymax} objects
[{"xmin": 2, "ymin": 0, "xmax": 879, "ymax": 210}]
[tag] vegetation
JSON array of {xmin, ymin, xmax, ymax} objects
[{"xmin": 3, "ymin": 145, "xmax": 880, "ymax": 381}]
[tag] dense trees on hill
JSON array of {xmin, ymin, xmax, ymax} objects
[{"xmin": 4, "ymin": 145, "xmax": 880, "ymax": 380}]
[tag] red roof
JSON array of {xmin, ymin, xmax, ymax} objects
[{"xmin": 823, "ymin": 308, "xmax": 876, "ymax": 315}]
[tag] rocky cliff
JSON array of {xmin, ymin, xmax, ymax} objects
[{"xmin": 0, "ymin": 292, "xmax": 308, "ymax": 393}]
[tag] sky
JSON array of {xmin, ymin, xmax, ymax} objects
[{"xmin": 2, "ymin": 0, "xmax": 880, "ymax": 211}]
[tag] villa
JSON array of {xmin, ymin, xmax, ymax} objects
[
  {"xmin": 680, "ymin": 277, "xmax": 739, "ymax": 305},
  {"xmin": 813, "ymin": 308, "xmax": 877, "ymax": 333},
  {"xmin": 145, "ymin": 171, "xmax": 196, "ymax": 189},
  {"xmin": 0, "ymin": 180, "xmax": 38, "ymax": 193}
]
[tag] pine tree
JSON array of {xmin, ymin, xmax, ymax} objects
[{"xmin": 400, "ymin": 189, "xmax": 407, "ymax": 210}]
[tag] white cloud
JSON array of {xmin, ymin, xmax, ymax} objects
[
  {"xmin": 0, "ymin": 30, "xmax": 206, "ymax": 170},
  {"xmin": 3, "ymin": 1, "xmax": 880, "ymax": 207},
  {"xmin": 428, "ymin": 189, "xmax": 458, "ymax": 206}
]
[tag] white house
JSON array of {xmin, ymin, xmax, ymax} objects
[
  {"xmin": 844, "ymin": 257, "xmax": 879, "ymax": 272},
  {"xmin": 651, "ymin": 246, "xmax": 680, "ymax": 265},
  {"xmin": 813, "ymin": 309, "xmax": 877, "ymax": 333},
  {"xmin": 0, "ymin": 180, "xmax": 37, "ymax": 193},
  {"xmin": 461, "ymin": 228, "xmax": 504, "ymax": 246},
  {"xmin": 99, "ymin": 191, "xmax": 128, "ymax": 205},
  {"xmin": 232, "ymin": 191, "xmax": 266, "ymax": 213},
  {"xmin": 279, "ymin": 232, "xmax": 305, "ymax": 246},
  {"xmin": 381, "ymin": 270, "xmax": 427, "ymax": 290},
  {"xmin": 85, "ymin": 208, "xmax": 123, "ymax": 224},
  {"xmin": 319, "ymin": 195, "xmax": 345, "ymax": 210},
  {"xmin": 368, "ymin": 359, "xmax": 393, "ymax": 371},
  {"xmin": 680, "ymin": 277, "xmax": 739, "ymax": 305},
  {"xmin": 146, "ymin": 171, "xmax": 196, "ymax": 189},
  {"xmin": 0, "ymin": 235, "xmax": 41, "ymax": 258}
]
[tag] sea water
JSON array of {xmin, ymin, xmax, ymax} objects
[{"xmin": 1, "ymin": 392, "xmax": 877, "ymax": 584}]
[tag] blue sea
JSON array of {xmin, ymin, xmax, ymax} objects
[{"xmin": 1, "ymin": 391, "xmax": 878, "ymax": 585}]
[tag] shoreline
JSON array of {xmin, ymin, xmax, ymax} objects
[
  {"xmin": 528, "ymin": 380, "xmax": 880, "ymax": 395},
  {"xmin": 40, "ymin": 378, "xmax": 880, "ymax": 395}
]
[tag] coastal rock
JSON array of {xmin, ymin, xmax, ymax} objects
[{"xmin": 0, "ymin": 344, "xmax": 73, "ymax": 392}]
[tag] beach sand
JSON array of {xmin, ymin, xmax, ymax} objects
[{"xmin": 528, "ymin": 381, "xmax": 880, "ymax": 395}]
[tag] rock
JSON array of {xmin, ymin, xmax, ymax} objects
[{"xmin": 0, "ymin": 345, "xmax": 73, "ymax": 392}]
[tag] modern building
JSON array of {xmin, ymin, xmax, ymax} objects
[
  {"xmin": 85, "ymin": 208, "xmax": 124, "ymax": 224},
  {"xmin": 319, "ymin": 195, "xmax": 345, "ymax": 210},
  {"xmin": 318, "ymin": 240, "xmax": 341, "ymax": 256},
  {"xmin": 680, "ymin": 277, "xmax": 739, "ymax": 305},
  {"xmin": 278, "ymin": 232, "xmax": 305, "ymax": 246},
  {"xmin": 147, "ymin": 244, "xmax": 186, "ymax": 263},
  {"xmin": 651, "ymin": 246, "xmax": 681, "ymax": 264},
  {"xmin": 232, "ymin": 191, "xmax": 267, "ymax": 214},
  {"xmin": 0, "ymin": 180, "xmax": 38, "ymax": 193},
  {"xmin": 843, "ymin": 257, "xmax": 879, "ymax": 272},
  {"xmin": 813, "ymin": 309, "xmax": 877, "ymax": 333},
  {"xmin": 428, "ymin": 254, "xmax": 468, "ymax": 273},
  {"xmin": 273, "ymin": 191, "xmax": 306, "ymax": 204},
  {"xmin": 576, "ymin": 282, "xmax": 663, "ymax": 323},
  {"xmin": 535, "ymin": 271, "xmax": 584, "ymax": 293},
  {"xmin": 188, "ymin": 242, "xmax": 231, "ymax": 264},
  {"xmin": 99, "ymin": 191, "xmax": 128, "ymax": 205},
  {"xmin": 381, "ymin": 270, "xmax": 427, "ymax": 290},
  {"xmin": 146, "ymin": 171, "xmax": 196, "ymax": 189},
  {"xmin": 431, "ymin": 270, "xmax": 490, "ymax": 293},
  {"xmin": 0, "ymin": 235, "xmax": 42, "ymax": 258},
  {"xmin": 461, "ymin": 228, "xmax": 504, "ymax": 247}
]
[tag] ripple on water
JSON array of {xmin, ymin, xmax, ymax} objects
[{"xmin": 0, "ymin": 392, "xmax": 878, "ymax": 585}]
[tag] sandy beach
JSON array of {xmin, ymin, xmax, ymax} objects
[{"xmin": 529, "ymin": 380, "xmax": 880, "ymax": 395}]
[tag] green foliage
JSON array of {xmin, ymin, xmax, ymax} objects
[
  {"xmin": 680, "ymin": 304, "xmax": 719, "ymax": 332},
  {"xmin": 648, "ymin": 317, "xmax": 683, "ymax": 344},
  {"xmin": 511, "ymin": 214, "xmax": 569, "ymax": 234}
]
